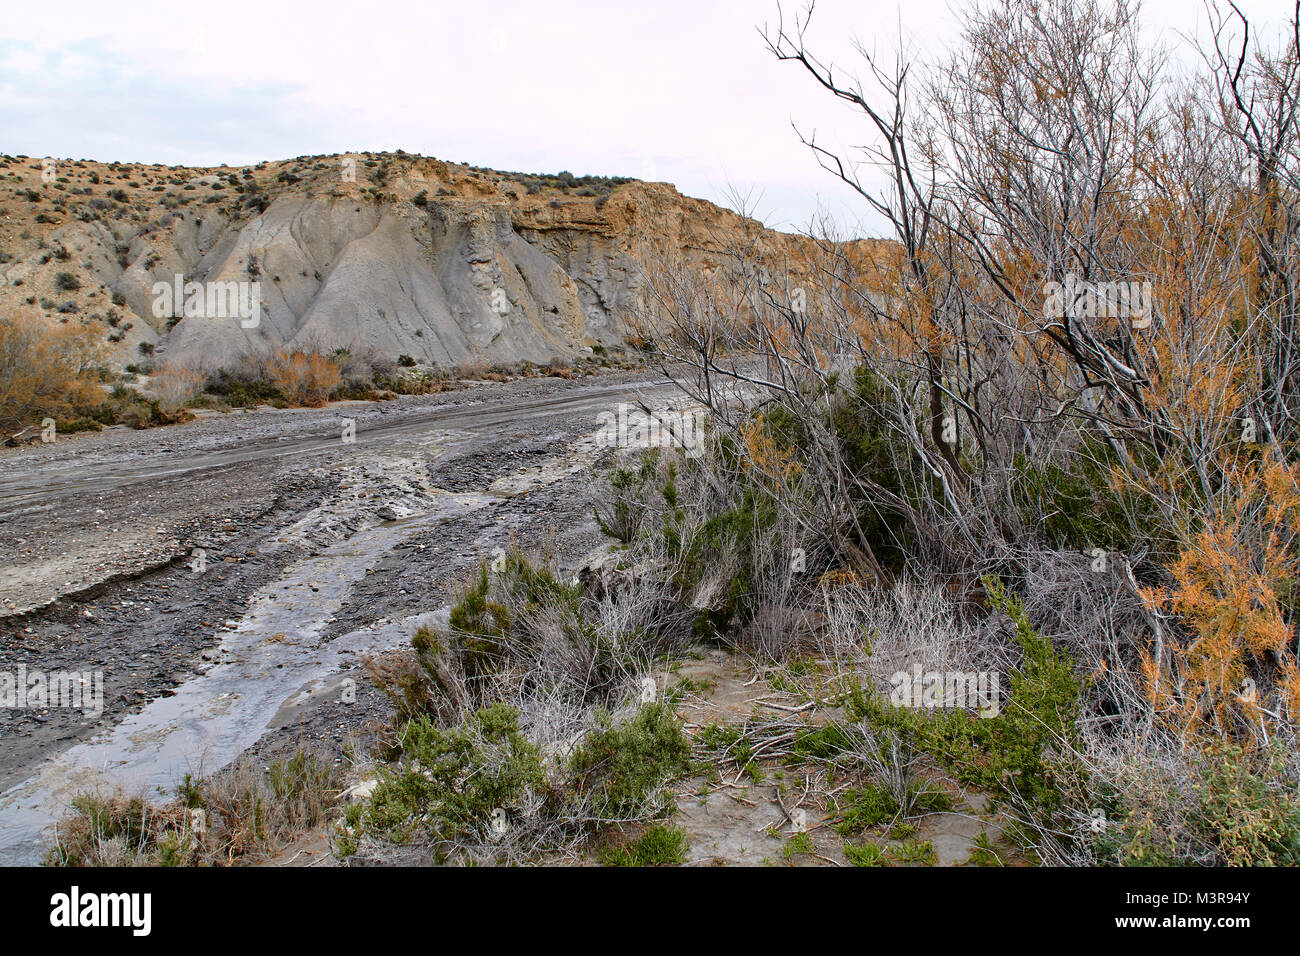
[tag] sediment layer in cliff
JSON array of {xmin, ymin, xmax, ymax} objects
[{"xmin": 0, "ymin": 151, "xmax": 834, "ymax": 370}]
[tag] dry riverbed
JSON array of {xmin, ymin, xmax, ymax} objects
[
  {"xmin": 0, "ymin": 369, "xmax": 682, "ymax": 863},
  {"xmin": 0, "ymin": 367, "xmax": 1013, "ymax": 868}
]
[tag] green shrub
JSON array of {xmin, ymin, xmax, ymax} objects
[
  {"xmin": 204, "ymin": 369, "xmax": 286, "ymax": 408},
  {"xmin": 835, "ymin": 784, "xmax": 899, "ymax": 833},
  {"xmin": 1011, "ymin": 440, "xmax": 1174, "ymax": 557},
  {"xmin": 365, "ymin": 704, "xmax": 547, "ymax": 854},
  {"xmin": 445, "ymin": 555, "xmax": 586, "ymax": 682},
  {"xmin": 1095, "ymin": 742, "xmax": 1300, "ymax": 867},
  {"xmin": 569, "ymin": 701, "xmax": 691, "ymax": 819},
  {"xmin": 360, "ymin": 699, "xmax": 689, "ymax": 862},
  {"xmin": 594, "ymin": 442, "xmax": 788, "ymax": 640},
  {"xmin": 1192, "ymin": 744, "xmax": 1300, "ymax": 865}
]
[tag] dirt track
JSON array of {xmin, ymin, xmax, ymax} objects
[{"xmin": 0, "ymin": 369, "xmax": 686, "ymax": 863}]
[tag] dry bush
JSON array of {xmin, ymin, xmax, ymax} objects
[
  {"xmin": 816, "ymin": 579, "xmax": 1007, "ymax": 699},
  {"xmin": 330, "ymin": 345, "xmax": 385, "ymax": 386},
  {"xmin": 0, "ymin": 312, "xmax": 102, "ymax": 436},
  {"xmin": 546, "ymin": 357, "xmax": 574, "ymax": 379},
  {"xmin": 45, "ymin": 749, "xmax": 340, "ymax": 867},
  {"xmin": 455, "ymin": 356, "xmax": 489, "ymax": 380},
  {"xmin": 150, "ymin": 361, "xmax": 205, "ymax": 412},
  {"xmin": 265, "ymin": 349, "xmax": 342, "ymax": 406},
  {"xmin": 629, "ymin": 0, "xmax": 1300, "ymax": 864},
  {"xmin": 198, "ymin": 750, "xmax": 340, "ymax": 858},
  {"xmin": 1143, "ymin": 460, "xmax": 1300, "ymax": 742}
]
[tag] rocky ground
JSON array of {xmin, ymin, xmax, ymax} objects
[{"xmin": 0, "ymin": 368, "xmax": 684, "ymax": 861}]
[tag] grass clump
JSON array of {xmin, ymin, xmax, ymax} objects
[
  {"xmin": 834, "ymin": 784, "xmax": 898, "ymax": 834},
  {"xmin": 844, "ymin": 840, "xmax": 886, "ymax": 866},
  {"xmin": 599, "ymin": 824, "xmax": 688, "ymax": 866},
  {"xmin": 892, "ymin": 838, "xmax": 937, "ymax": 865}
]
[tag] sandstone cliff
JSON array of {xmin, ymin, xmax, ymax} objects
[{"xmin": 0, "ymin": 152, "xmax": 816, "ymax": 371}]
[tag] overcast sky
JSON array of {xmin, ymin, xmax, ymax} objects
[{"xmin": 2, "ymin": 0, "xmax": 1291, "ymax": 235}]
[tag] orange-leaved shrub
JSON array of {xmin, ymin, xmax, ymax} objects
[
  {"xmin": 1142, "ymin": 459, "xmax": 1300, "ymax": 745},
  {"xmin": 0, "ymin": 312, "xmax": 103, "ymax": 434},
  {"xmin": 264, "ymin": 350, "xmax": 342, "ymax": 407}
]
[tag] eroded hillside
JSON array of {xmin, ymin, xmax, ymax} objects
[{"xmin": 0, "ymin": 152, "xmax": 811, "ymax": 370}]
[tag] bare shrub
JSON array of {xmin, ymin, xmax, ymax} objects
[
  {"xmin": 265, "ymin": 349, "xmax": 342, "ymax": 407},
  {"xmin": 150, "ymin": 361, "xmax": 205, "ymax": 412},
  {"xmin": 0, "ymin": 312, "xmax": 102, "ymax": 435},
  {"xmin": 455, "ymin": 356, "xmax": 489, "ymax": 380},
  {"xmin": 331, "ymin": 346, "xmax": 379, "ymax": 385},
  {"xmin": 817, "ymin": 578, "xmax": 1007, "ymax": 703},
  {"xmin": 45, "ymin": 749, "xmax": 340, "ymax": 866}
]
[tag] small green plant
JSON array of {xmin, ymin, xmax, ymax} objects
[
  {"xmin": 834, "ymin": 784, "xmax": 899, "ymax": 833},
  {"xmin": 600, "ymin": 825, "xmax": 688, "ymax": 866},
  {"xmin": 966, "ymin": 829, "xmax": 1002, "ymax": 866},
  {"xmin": 844, "ymin": 840, "xmax": 886, "ymax": 866},
  {"xmin": 782, "ymin": 830, "xmax": 815, "ymax": 861},
  {"xmin": 892, "ymin": 839, "xmax": 936, "ymax": 865},
  {"xmin": 890, "ymin": 821, "xmax": 918, "ymax": 840}
]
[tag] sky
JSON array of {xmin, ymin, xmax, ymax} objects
[{"xmin": 1, "ymin": 0, "xmax": 1292, "ymax": 236}]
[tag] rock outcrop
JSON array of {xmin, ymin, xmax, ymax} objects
[{"xmin": 0, "ymin": 152, "xmax": 819, "ymax": 371}]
